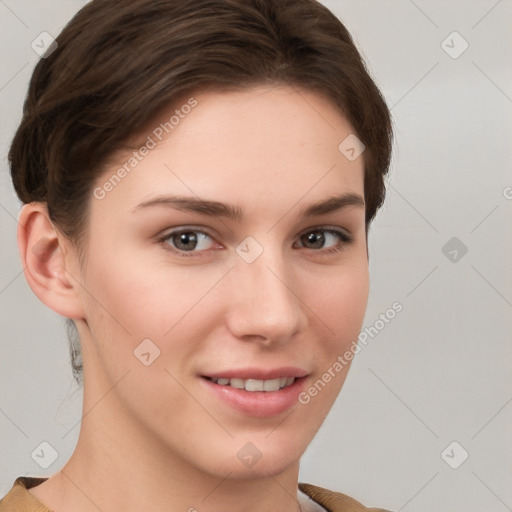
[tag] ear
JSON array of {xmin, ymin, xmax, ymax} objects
[{"xmin": 17, "ymin": 202, "xmax": 85, "ymax": 319}]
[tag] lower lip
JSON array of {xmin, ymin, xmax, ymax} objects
[{"xmin": 200, "ymin": 377, "xmax": 306, "ymax": 418}]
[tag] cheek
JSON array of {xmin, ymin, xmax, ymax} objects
[
  {"xmin": 80, "ymin": 244, "xmax": 230, "ymax": 370},
  {"xmin": 296, "ymin": 263, "xmax": 368, "ymax": 419},
  {"xmin": 309, "ymin": 259, "xmax": 369, "ymax": 347}
]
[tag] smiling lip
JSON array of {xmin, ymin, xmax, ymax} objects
[
  {"xmin": 200, "ymin": 366, "xmax": 309, "ymax": 418},
  {"xmin": 203, "ymin": 366, "xmax": 309, "ymax": 381}
]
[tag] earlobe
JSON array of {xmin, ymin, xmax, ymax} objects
[{"xmin": 17, "ymin": 202, "xmax": 85, "ymax": 319}]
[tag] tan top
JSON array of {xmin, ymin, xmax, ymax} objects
[{"xmin": 0, "ymin": 476, "xmax": 392, "ymax": 512}]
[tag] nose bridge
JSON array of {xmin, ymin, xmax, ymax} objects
[{"xmin": 225, "ymin": 238, "xmax": 305, "ymax": 342}]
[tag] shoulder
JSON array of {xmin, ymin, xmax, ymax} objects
[
  {"xmin": 299, "ymin": 482, "xmax": 394, "ymax": 512},
  {"xmin": 0, "ymin": 476, "xmax": 51, "ymax": 512},
  {"xmin": 1, "ymin": 477, "xmax": 394, "ymax": 512}
]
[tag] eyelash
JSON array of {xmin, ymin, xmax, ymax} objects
[{"xmin": 157, "ymin": 226, "xmax": 354, "ymax": 258}]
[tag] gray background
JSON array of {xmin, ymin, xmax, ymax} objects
[{"xmin": 1, "ymin": 1, "xmax": 511, "ymax": 511}]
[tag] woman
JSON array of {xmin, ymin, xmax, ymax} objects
[{"xmin": 0, "ymin": 0, "xmax": 393, "ymax": 511}]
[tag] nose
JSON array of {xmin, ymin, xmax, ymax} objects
[{"xmin": 224, "ymin": 244, "xmax": 307, "ymax": 345}]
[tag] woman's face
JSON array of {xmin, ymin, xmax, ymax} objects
[{"xmin": 72, "ymin": 85, "xmax": 369, "ymax": 478}]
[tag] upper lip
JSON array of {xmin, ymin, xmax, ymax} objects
[{"xmin": 203, "ymin": 367, "xmax": 309, "ymax": 380}]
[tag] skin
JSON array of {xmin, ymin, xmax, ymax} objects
[{"xmin": 19, "ymin": 85, "xmax": 369, "ymax": 512}]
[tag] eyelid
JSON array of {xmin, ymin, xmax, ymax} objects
[
  {"xmin": 158, "ymin": 224, "xmax": 352, "ymax": 240},
  {"xmin": 158, "ymin": 225, "xmax": 217, "ymax": 239},
  {"xmin": 301, "ymin": 224, "xmax": 352, "ymax": 239}
]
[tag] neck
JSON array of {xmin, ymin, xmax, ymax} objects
[{"xmin": 32, "ymin": 375, "xmax": 306, "ymax": 512}]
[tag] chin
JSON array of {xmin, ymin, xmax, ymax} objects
[{"xmin": 200, "ymin": 432, "xmax": 308, "ymax": 480}]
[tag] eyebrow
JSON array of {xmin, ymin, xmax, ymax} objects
[{"xmin": 131, "ymin": 193, "xmax": 365, "ymax": 220}]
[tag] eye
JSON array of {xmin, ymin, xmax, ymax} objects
[
  {"xmin": 158, "ymin": 226, "xmax": 354, "ymax": 258},
  {"xmin": 295, "ymin": 228, "xmax": 353, "ymax": 254},
  {"xmin": 160, "ymin": 228, "xmax": 217, "ymax": 256}
]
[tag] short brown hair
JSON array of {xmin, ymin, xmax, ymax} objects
[{"xmin": 9, "ymin": 0, "xmax": 393, "ymax": 383}]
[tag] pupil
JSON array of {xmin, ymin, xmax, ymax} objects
[
  {"xmin": 176, "ymin": 232, "xmax": 197, "ymax": 250},
  {"xmin": 306, "ymin": 231, "xmax": 324, "ymax": 248}
]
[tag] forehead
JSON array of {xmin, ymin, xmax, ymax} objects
[{"xmin": 92, "ymin": 85, "xmax": 365, "ymax": 219}]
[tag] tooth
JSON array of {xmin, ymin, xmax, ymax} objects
[
  {"xmin": 245, "ymin": 379, "xmax": 264, "ymax": 391},
  {"xmin": 229, "ymin": 378, "xmax": 245, "ymax": 389},
  {"xmin": 218, "ymin": 377, "xmax": 296, "ymax": 391},
  {"xmin": 263, "ymin": 378, "xmax": 281, "ymax": 392}
]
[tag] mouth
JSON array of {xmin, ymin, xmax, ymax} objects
[
  {"xmin": 203, "ymin": 376, "xmax": 296, "ymax": 392},
  {"xmin": 199, "ymin": 368, "xmax": 308, "ymax": 417}
]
